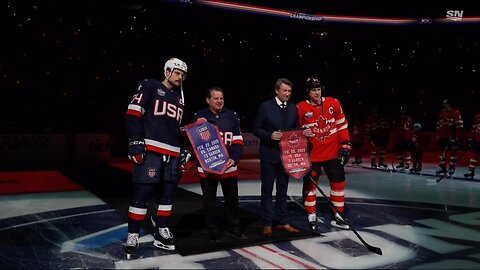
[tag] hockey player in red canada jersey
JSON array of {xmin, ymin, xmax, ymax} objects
[
  {"xmin": 435, "ymin": 99, "xmax": 464, "ymax": 176},
  {"xmin": 394, "ymin": 106, "xmax": 413, "ymax": 170},
  {"xmin": 297, "ymin": 77, "xmax": 351, "ymax": 230},
  {"xmin": 464, "ymin": 112, "xmax": 480, "ymax": 178},
  {"xmin": 365, "ymin": 106, "xmax": 392, "ymax": 169},
  {"xmin": 350, "ymin": 117, "xmax": 365, "ymax": 166},
  {"xmin": 124, "ymin": 58, "xmax": 190, "ymax": 259},
  {"xmin": 409, "ymin": 123, "xmax": 425, "ymax": 174}
]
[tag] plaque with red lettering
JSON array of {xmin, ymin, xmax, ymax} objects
[
  {"xmin": 185, "ymin": 118, "xmax": 230, "ymax": 175},
  {"xmin": 279, "ymin": 129, "xmax": 311, "ymax": 179}
]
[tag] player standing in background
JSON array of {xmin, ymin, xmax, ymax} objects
[
  {"xmin": 464, "ymin": 112, "xmax": 480, "ymax": 178},
  {"xmin": 409, "ymin": 123, "xmax": 424, "ymax": 174},
  {"xmin": 435, "ymin": 99, "xmax": 464, "ymax": 176},
  {"xmin": 124, "ymin": 58, "xmax": 190, "ymax": 259},
  {"xmin": 350, "ymin": 117, "xmax": 365, "ymax": 166},
  {"xmin": 365, "ymin": 107, "xmax": 392, "ymax": 169},
  {"xmin": 192, "ymin": 87, "xmax": 247, "ymax": 242},
  {"xmin": 297, "ymin": 77, "xmax": 351, "ymax": 230},
  {"xmin": 394, "ymin": 106, "xmax": 413, "ymax": 171}
]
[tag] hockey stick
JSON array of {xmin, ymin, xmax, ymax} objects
[
  {"xmin": 391, "ymin": 156, "xmax": 397, "ymax": 173},
  {"xmin": 437, "ymin": 148, "xmax": 469, "ymax": 183},
  {"xmin": 436, "ymin": 144, "xmax": 450, "ymax": 183},
  {"xmin": 307, "ymin": 176, "xmax": 383, "ymax": 255},
  {"xmin": 436, "ymin": 173, "xmax": 447, "ymax": 183}
]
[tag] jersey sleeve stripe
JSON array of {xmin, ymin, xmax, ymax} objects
[
  {"xmin": 127, "ymin": 104, "xmax": 145, "ymax": 116},
  {"xmin": 145, "ymin": 139, "xmax": 180, "ymax": 156},
  {"xmin": 335, "ymin": 117, "xmax": 346, "ymax": 125}
]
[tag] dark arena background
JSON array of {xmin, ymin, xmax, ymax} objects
[{"xmin": 1, "ymin": 1, "xmax": 480, "ymax": 269}]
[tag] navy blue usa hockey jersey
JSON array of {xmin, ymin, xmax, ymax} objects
[
  {"xmin": 126, "ymin": 79, "xmax": 185, "ymax": 157},
  {"xmin": 192, "ymin": 108, "xmax": 244, "ymax": 178}
]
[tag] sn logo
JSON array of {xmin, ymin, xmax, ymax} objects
[{"xmin": 446, "ymin": 10, "xmax": 464, "ymax": 21}]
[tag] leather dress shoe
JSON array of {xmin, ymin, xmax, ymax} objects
[
  {"xmin": 227, "ymin": 228, "xmax": 247, "ymax": 239},
  {"xmin": 263, "ymin": 226, "xmax": 272, "ymax": 237},
  {"xmin": 274, "ymin": 224, "xmax": 299, "ymax": 233}
]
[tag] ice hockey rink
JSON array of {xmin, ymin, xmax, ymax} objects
[{"xmin": 1, "ymin": 158, "xmax": 479, "ymax": 269}]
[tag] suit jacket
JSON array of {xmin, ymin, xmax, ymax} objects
[{"xmin": 253, "ymin": 98, "xmax": 300, "ymax": 163}]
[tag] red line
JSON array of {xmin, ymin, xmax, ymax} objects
[
  {"xmin": 238, "ymin": 247, "xmax": 285, "ymax": 269},
  {"xmin": 260, "ymin": 244, "xmax": 319, "ymax": 270}
]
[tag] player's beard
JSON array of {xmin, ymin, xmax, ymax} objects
[{"xmin": 167, "ymin": 78, "xmax": 181, "ymax": 89}]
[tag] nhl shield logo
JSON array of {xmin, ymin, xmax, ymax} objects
[
  {"xmin": 148, "ymin": 167, "xmax": 156, "ymax": 178},
  {"xmin": 197, "ymin": 125, "xmax": 211, "ymax": 141}
]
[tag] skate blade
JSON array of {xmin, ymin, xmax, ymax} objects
[
  {"xmin": 330, "ymin": 221, "xmax": 350, "ymax": 230},
  {"xmin": 153, "ymin": 241, "xmax": 175, "ymax": 251}
]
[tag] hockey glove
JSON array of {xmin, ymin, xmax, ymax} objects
[
  {"xmin": 409, "ymin": 137, "xmax": 419, "ymax": 149},
  {"xmin": 338, "ymin": 141, "xmax": 352, "ymax": 166},
  {"xmin": 409, "ymin": 141, "xmax": 419, "ymax": 149},
  {"xmin": 180, "ymin": 148, "xmax": 192, "ymax": 173},
  {"xmin": 467, "ymin": 138, "xmax": 474, "ymax": 149},
  {"xmin": 128, "ymin": 138, "xmax": 146, "ymax": 165},
  {"xmin": 466, "ymin": 138, "xmax": 479, "ymax": 152},
  {"xmin": 448, "ymin": 136, "xmax": 460, "ymax": 151}
]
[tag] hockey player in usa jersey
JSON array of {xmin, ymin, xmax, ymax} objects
[
  {"xmin": 297, "ymin": 77, "xmax": 352, "ymax": 231},
  {"xmin": 192, "ymin": 87, "xmax": 246, "ymax": 242},
  {"xmin": 124, "ymin": 58, "xmax": 190, "ymax": 259}
]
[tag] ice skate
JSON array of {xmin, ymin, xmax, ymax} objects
[
  {"xmin": 124, "ymin": 233, "xmax": 139, "ymax": 260},
  {"xmin": 395, "ymin": 163, "xmax": 405, "ymax": 170},
  {"xmin": 448, "ymin": 167, "xmax": 455, "ymax": 177},
  {"xmin": 464, "ymin": 171, "xmax": 475, "ymax": 178},
  {"xmin": 226, "ymin": 227, "xmax": 247, "ymax": 239},
  {"xmin": 409, "ymin": 165, "xmax": 421, "ymax": 174},
  {"xmin": 331, "ymin": 212, "xmax": 349, "ymax": 230},
  {"xmin": 378, "ymin": 162, "xmax": 389, "ymax": 170},
  {"xmin": 436, "ymin": 167, "xmax": 447, "ymax": 175},
  {"xmin": 153, "ymin": 227, "xmax": 175, "ymax": 251},
  {"xmin": 307, "ymin": 213, "xmax": 317, "ymax": 230}
]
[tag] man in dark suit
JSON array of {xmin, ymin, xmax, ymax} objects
[{"xmin": 252, "ymin": 78, "xmax": 301, "ymax": 237}]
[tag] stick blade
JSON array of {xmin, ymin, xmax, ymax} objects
[{"xmin": 367, "ymin": 245, "xmax": 383, "ymax": 255}]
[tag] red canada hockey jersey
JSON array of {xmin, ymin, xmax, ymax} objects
[
  {"xmin": 471, "ymin": 112, "xmax": 480, "ymax": 142},
  {"xmin": 365, "ymin": 112, "xmax": 391, "ymax": 139},
  {"xmin": 297, "ymin": 98, "xmax": 350, "ymax": 162},
  {"xmin": 350, "ymin": 121, "xmax": 365, "ymax": 144},
  {"xmin": 436, "ymin": 108, "xmax": 463, "ymax": 139},
  {"xmin": 396, "ymin": 114, "xmax": 413, "ymax": 141}
]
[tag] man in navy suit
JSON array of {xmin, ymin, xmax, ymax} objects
[{"xmin": 253, "ymin": 78, "xmax": 302, "ymax": 237}]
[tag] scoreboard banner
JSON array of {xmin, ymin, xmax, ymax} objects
[
  {"xmin": 185, "ymin": 119, "xmax": 229, "ymax": 175},
  {"xmin": 279, "ymin": 129, "xmax": 311, "ymax": 180}
]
